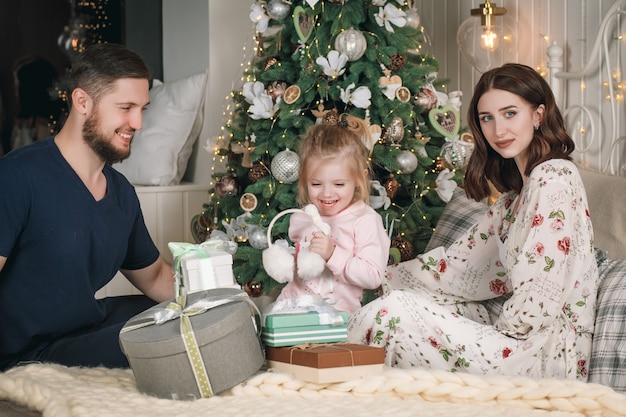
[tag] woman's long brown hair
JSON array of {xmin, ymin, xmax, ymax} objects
[{"xmin": 464, "ymin": 63, "xmax": 575, "ymax": 202}]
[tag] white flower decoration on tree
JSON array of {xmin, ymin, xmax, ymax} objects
[
  {"xmin": 249, "ymin": 93, "xmax": 280, "ymax": 120},
  {"xmin": 316, "ymin": 50, "xmax": 349, "ymax": 77},
  {"xmin": 435, "ymin": 168, "xmax": 458, "ymax": 203},
  {"xmin": 339, "ymin": 83, "xmax": 372, "ymax": 109},
  {"xmin": 210, "ymin": 212, "xmax": 252, "ymax": 245},
  {"xmin": 375, "ymin": 3, "xmax": 407, "ymax": 33},
  {"xmin": 242, "ymin": 81, "xmax": 266, "ymax": 104},
  {"xmin": 249, "ymin": 4, "xmax": 270, "ymax": 33},
  {"xmin": 241, "ymin": 81, "xmax": 280, "ymax": 120}
]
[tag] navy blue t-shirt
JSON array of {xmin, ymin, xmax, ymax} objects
[{"xmin": 0, "ymin": 138, "xmax": 159, "ymax": 368}]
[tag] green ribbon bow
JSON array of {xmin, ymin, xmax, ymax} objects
[{"xmin": 168, "ymin": 241, "xmax": 231, "ymax": 296}]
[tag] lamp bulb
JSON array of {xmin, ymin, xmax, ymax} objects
[{"xmin": 480, "ymin": 26, "xmax": 499, "ymax": 52}]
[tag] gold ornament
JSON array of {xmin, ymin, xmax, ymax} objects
[
  {"xmin": 416, "ymin": 131, "xmax": 431, "ymax": 144},
  {"xmin": 239, "ymin": 192, "xmax": 258, "ymax": 212},
  {"xmin": 369, "ymin": 123, "xmax": 382, "ymax": 147},
  {"xmin": 215, "ymin": 175, "xmax": 239, "ymax": 197},
  {"xmin": 395, "ymin": 86, "xmax": 411, "ymax": 103},
  {"xmin": 461, "ymin": 132, "xmax": 474, "ymax": 143},
  {"xmin": 384, "ymin": 116, "xmax": 405, "ymax": 146},
  {"xmin": 244, "ymin": 280, "xmax": 264, "ymax": 297},
  {"xmin": 389, "ymin": 53, "xmax": 406, "ymax": 72},
  {"xmin": 283, "ymin": 84, "xmax": 301, "ymax": 104},
  {"xmin": 414, "ymin": 87, "xmax": 438, "ymax": 114},
  {"xmin": 267, "ymin": 80, "xmax": 288, "ymax": 101},
  {"xmin": 311, "ymin": 102, "xmax": 330, "ymax": 120},
  {"xmin": 378, "ymin": 74, "xmax": 403, "ymax": 100},
  {"xmin": 231, "ymin": 140, "xmax": 255, "ymax": 168},
  {"xmin": 190, "ymin": 213, "xmax": 213, "ymax": 243},
  {"xmin": 248, "ymin": 163, "xmax": 269, "ymax": 182},
  {"xmin": 391, "ymin": 235, "xmax": 414, "ymax": 262},
  {"xmin": 385, "ymin": 175, "xmax": 399, "ymax": 199},
  {"xmin": 255, "ymin": 33, "xmax": 265, "ymax": 57},
  {"xmin": 264, "ymin": 57, "xmax": 278, "ymax": 71},
  {"xmin": 322, "ymin": 108, "xmax": 340, "ymax": 125}
]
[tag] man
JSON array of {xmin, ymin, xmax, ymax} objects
[{"xmin": 0, "ymin": 43, "xmax": 175, "ymax": 371}]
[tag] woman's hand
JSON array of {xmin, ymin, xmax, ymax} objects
[{"xmin": 308, "ymin": 232, "xmax": 335, "ymax": 262}]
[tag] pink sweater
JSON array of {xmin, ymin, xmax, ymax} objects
[{"xmin": 276, "ymin": 201, "xmax": 390, "ymax": 314}]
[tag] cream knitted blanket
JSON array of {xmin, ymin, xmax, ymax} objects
[{"xmin": 0, "ymin": 363, "xmax": 624, "ymax": 417}]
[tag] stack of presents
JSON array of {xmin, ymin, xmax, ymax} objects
[{"xmin": 118, "ymin": 242, "xmax": 385, "ymax": 401}]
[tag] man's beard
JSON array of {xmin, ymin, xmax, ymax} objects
[{"xmin": 82, "ymin": 114, "xmax": 131, "ymax": 165}]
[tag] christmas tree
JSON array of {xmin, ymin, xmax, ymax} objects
[{"xmin": 192, "ymin": 0, "xmax": 473, "ymax": 299}]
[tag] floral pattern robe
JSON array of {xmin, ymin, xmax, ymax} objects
[{"xmin": 348, "ymin": 160, "xmax": 599, "ymax": 380}]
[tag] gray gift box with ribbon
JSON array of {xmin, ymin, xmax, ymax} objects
[{"xmin": 119, "ymin": 288, "xmax": 264, "ymax": 400}]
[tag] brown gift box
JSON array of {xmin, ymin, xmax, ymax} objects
[{"xmin": 265, "ymin": 343, "xmax": 385, "ymax": 383}]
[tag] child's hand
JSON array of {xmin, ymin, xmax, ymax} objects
[{"xmin": 309, "ymin": 232, "xmax": 335, "ymax": 262}]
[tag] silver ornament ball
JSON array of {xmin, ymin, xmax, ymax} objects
[
  {"xmin": 271, "ymin": 148, "xmax": 300, "ymax": 183},
  {"xmin": 405, "ymin": 8, "xmax": 421, "ymax": 29},
  {"xmin": 248, "ymin": 226, "xmax": 269, "ymax": 250},
  {"xmin": 396, "ymin": 150, "xmax": 418, "ymax": 174},
  {"xmin": 268, "ymin": 0, "xmax": 291, "ymax": 20},
  {"xmin": 335, "ymin": 28, "xmax": 367, "ymax": 61}
]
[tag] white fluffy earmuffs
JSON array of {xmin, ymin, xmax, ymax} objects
[{"xmin": 262, "ymin": 204, "xmax": 331, "ymax": 284}]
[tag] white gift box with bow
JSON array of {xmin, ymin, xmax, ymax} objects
[{"xmin": 169, "ymin": 241, "xmax": 239, "ymax": 295}]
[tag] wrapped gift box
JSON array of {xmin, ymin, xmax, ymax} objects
[
  {"xmin": 119, "ymin": 288, "xmax": 264, "ymax": 400},
  {"xmin": 168, "ymin": 242, "xmax": 239, "ymax": 295},
  {"xmin": 266, "ymin": 343, "xmax": 385, "ymax": 383},
  {"xmin": 180, "ymin": 250, "xmax": 238, "ymax": 294},
  {"xmin": 262, "ymin": 311, "xmax": 349, "ymax": 347}
]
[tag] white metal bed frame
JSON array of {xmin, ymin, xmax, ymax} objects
[{"xmin": 547, "ymin": 0, "xmax": 626, "ymax": 176}]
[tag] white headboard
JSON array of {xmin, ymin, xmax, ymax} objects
[{"xmin": 547, "ymin": 0, "xmax": 626, "ymax": 177}]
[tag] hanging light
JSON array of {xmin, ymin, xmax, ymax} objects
[{"xmin": 456, "ymin": 0, "xmax": 517, "ymax": 73}]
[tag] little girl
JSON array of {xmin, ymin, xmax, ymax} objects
[{"xmin": 276, "ymin": 112, "xmax": 390, "ymax": 314}]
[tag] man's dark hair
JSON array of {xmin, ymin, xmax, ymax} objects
[{"xmin": 67, "ymin": 43, "xmax": 150, "ymax": 107}]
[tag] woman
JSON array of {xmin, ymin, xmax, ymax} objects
[{"xmin": 348, "ymin": 63, "xmax": 599, "ymax": 381}]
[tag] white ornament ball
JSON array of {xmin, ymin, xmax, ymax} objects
[
  {"xmin": 268, "ymin": 0, "xmax": 290, "ymax": 20},
  {"xmin": 396, "ymin": 150, "xmax": 418, "ymax": 174},
  {"xmin": 334, "ymin": 28, "xmax": 367, "ymax": 61},
  {"xmin": 271, "ymin": 148, "xmax": 300, "ymax": 183},
  {"xmin": 405, "ymin": 8, "xmax": 421, "ymax": 29},
  {"xmin": 248, "ymin": 226, "xmax": 269, "ymax": 250}
]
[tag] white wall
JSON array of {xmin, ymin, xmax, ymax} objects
[
  {"xmin": 162, "ymin": 0, "xmax": 209, "ymax": 81},
  {"xmin": 162, "ymin": 0, "xmax": 252, "ymax": 132}
]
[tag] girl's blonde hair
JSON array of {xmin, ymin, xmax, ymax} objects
[{"xmin": 296, "ymin": 112, "xmax": 372, "ymax": 207}]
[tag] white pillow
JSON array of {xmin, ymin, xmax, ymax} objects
[{"xmin": 114, "ymin": 70, "xmax": 208, "ymax": 186}]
